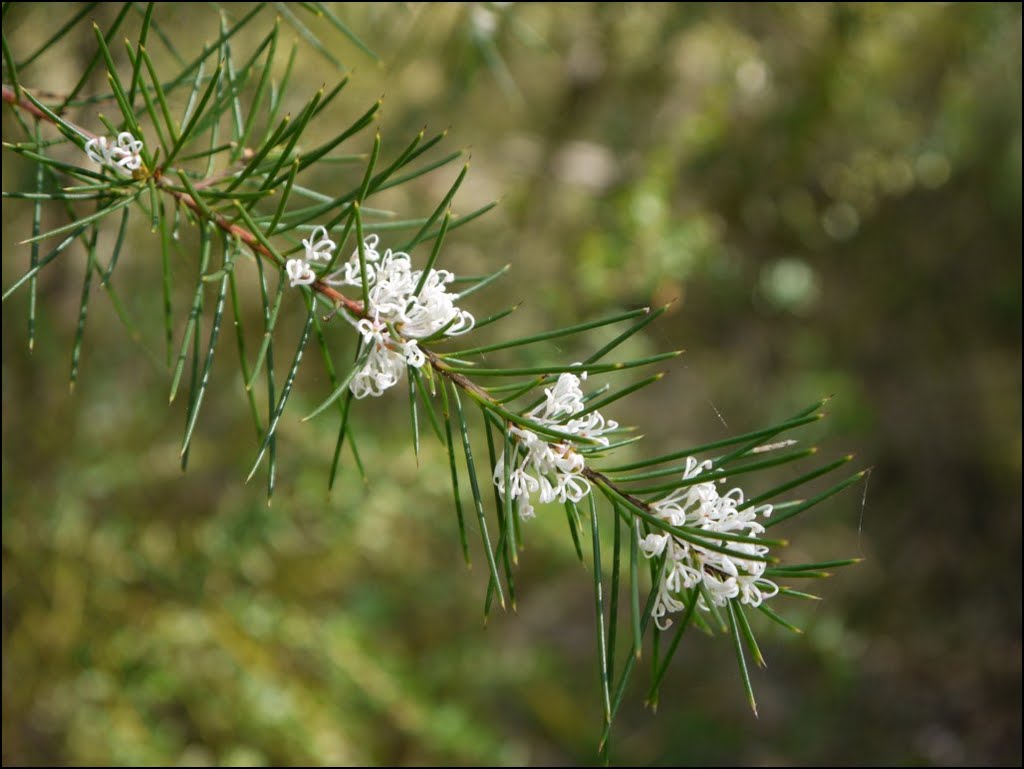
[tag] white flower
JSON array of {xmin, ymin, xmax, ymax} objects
[
  {"xmin": 639, "ymin": 458, "xmax": 778, "ymax": 629},
  {"xmin": 282, "ymin": 230, "xmax": 475, "ymax": 397},
  {"xmin": 84, "ymin": 136, "xmax": 109, "ymax": 165},
  {"xmin": 285, "ymin": 258, "xmax": 316, "ymax": 287},
  {"xmin": 493, "ymin": 371, "xmax": 619, "ymax": 521},
  {"xmin": 325, "ymin": 235, "xmax": 475, "ymax": 340},
  {"xmin": 302, "ymin": 225, "xmax": 336, "ymax": 263},
  {"xmin": 319, "ymin": 233, "xmax": 477, "ymax": 396},
  {"xmin": 347, "ymin": 318, "xmax": 426, "ymax": 400},
  {"xmin": 85, "ymin": 131, "xmax": 144, "ymax": 175}
]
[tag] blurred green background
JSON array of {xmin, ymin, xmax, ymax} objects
[{"xmin": 2, "ymin": 3, "xmax": 1020, "ymax": 765}]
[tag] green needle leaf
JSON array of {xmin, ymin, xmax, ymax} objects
[
  {"xmin": 740, "ymin": 455, "xmax": 856, "ymax": 512},
  {"xmin": 756, "ymin": 604, "xmax": 803, "ymax": 634},
  {"xmin": 69, "ymin": 225, "xmax": 98, "ymax": 390},
  {"xmin": 18, "ymin": 194, "xmax": 138, "ymax": 246},
  {"xmin": 606, "ymin": 511, "xmax": 622, "ymax": 686},
  {"xmin": 228, "ymin": 265, "xmax": 264, "ymax": 437},
  {"xmin": 164, "ymin": 63, "xmax": 222, "ymax": 166},
  {"xmin": 181, "ymin": 232, "xmax": 233, "ymax": 456},
  {"xmin": 624, "ymin": 448, "xmax": 818, "ymax": 496},
  {"xmin": 454, "ymin": 262, "xmax": 509, "ymax": 300},
  {"xmin": 139, "ymin": 45, "xmax": 180, "ymax": 144},
  {"xmin": 441, "ymin": 380, "xmax": 471, "ymax": 566},
  {"xmin": 273, "ymin": 1, "xmax": 343, "ymax": 69},
  {"xmin": 589, "ymin": 494, "xmax": 612, "ymax": 727},
  {"xmin": 602, "ymin": 408, "xmax": 824, "ymax": 473},
  {"xmin": 727, "ymin": 601, "xmax": 758, "ymax": 717},
  {"xmin": 564, "ymin": 500, "xmax": 585, "ymax": 562},
  {"xmin": 765, "ymin": 469, "xmax": 868, "ymax": 527},
  {"xmin": 312, "ymin": 1, "xmax": 379, "ymax": 61},
  {"xmin": 629, "ymin": 516, "xmax": 643, "ymax": 660},
  {"xmin": 401, "ymin": 163, "xmax": 468, "ymax": 253},
  {"xmin": 246, "ymin": 308, "xmax": 315, "ymax": 482},
  {"xmin": 444, "ymin": 351, "xmax": 681, "ymax": 378},
  {"xmin": 267, "ymin": 159, "xmax": 300, "ymax": 235},
  {"xmin": 450, "ymin": 383, "xmax": 505, "ymax": 613},
  {"xmin": 245, "ymin": 276, "xmax": 286, "ymax": 390},
  {"xmin": 733, "ymin": 600, "xmax": 766, "ymax": 668},
  {"xmin": 455, "ymin": 306, "xmax": 652, "ymax": 357},
  {"xmin": 408, "ymin": 367, "xmax": 421, "ymax": 461},
  {"xmin": 301, "ymin": 345, "xmax": 371, "ymax": 422},
  {"xmin": 158, "ymin": 199, "xmax": 174, "ymax": 367},
  {"xmin": 411, "ymin": 367, "xmax": 445, "ymax": 445},
  {"xmin": 769, "ymin": 558, "xmax": 863, "ymax": 573},
  {"xmin": 169, "ymin": 226, "xmax": 213, "ymax": 403},
  {"xmin": 4, "ymin": 224, "xmax": 91, "ymax": 302},
  {"xmin": 647, "ymin": 588, "xmax": 699, "ymax": 706},
  {"xmin": 327, "ymin": 343, "xmax": 363, "ymax": 492},
  {"xmin": 126, "ymin": 3, "xmax": 155, "ymax": 108},
  {"xmin": 61, "ymin": 5, "xmax": 132, "ymax": 109}
]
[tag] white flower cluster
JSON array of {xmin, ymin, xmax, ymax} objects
[
  {"xmin": 286, "ymin": 228, "xmax": 475, "ymax": 398},
  {"xmin": 639, "ymin": 457, "xmax": 779, "ymax": 629},
  {"xmin": 284, "ymin": 226, "xmax": 336, "ymax": 288},
  {"xmin": 84, "ymin": 132, "xmax": 144, "ymax": 175},
  {"xmin": 493, "ymin": 371, "xmax": 618, "ymax": 519}
]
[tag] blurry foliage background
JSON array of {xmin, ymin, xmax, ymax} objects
[{"xmin": 2, "ymin": 3, "xmax": 1021, "ymax": 765}]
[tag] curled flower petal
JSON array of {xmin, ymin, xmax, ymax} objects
[
  {"xmin": 302, "ymin": 225, "xmax": 336, "ymax": 263},
  {"xmin": 84, "ymin": 137, "xmax": 109, "ymax": 165},
  {"xmin": 637, "ymin": 456, "xmax": 778, "ymax": 619},
  {"xmin": 286, "ymin": 258, "xmax": 316, "ymax": 287},
  {"xmin": 84, "ymin": 132, "xmax": 144, "ymax": 175},
  {"xmin": 493, "ymin": 371, "xmax": 618, "ymax": 521}
]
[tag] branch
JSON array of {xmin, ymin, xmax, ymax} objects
[
  {"xmin": 2, "ymin": 80, "xmax": 809, "ymax": 569},
  {"xmin": 3, "ymin": 83, "xmax": 363, "ymax": 317}
]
